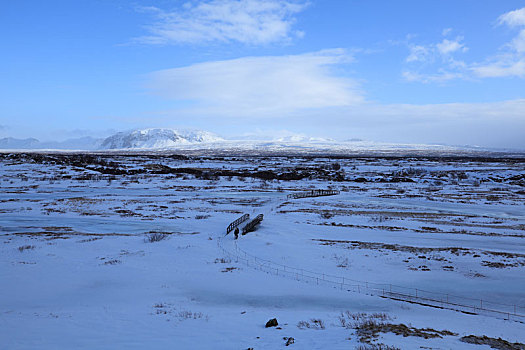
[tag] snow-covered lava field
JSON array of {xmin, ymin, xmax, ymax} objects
[{"xmin": 1, "ymin": 151, "xmax": 524, "ymax": 349}]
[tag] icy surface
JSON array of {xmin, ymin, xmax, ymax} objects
[{"xmin": 1, "ymin": 152, "xmax": 524, "ymax": 349}]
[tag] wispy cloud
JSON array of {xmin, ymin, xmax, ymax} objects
[
  {"xmin": 135, "ymin": 0, "xmax": 308, "ymax": 45},
  {"xmin": 497, "ymin": 7, "xmax": 525, "ymax": 27},
  {"xmin": 404, "ymin": 7, "xmax": 525, "ymax": 81},
  {"xmin": 472, "ymin": 7, "xmax": 525, "ymax": 78},
  {"xmin": 401, "ymin": 70, "xmax": 463, "ymax": 83},
  {"xmin": 146, "ymin": 49, "xmax": 363, "ymax": 116},
  {"xmin": 472, "ymin": 54, "xmax": 525, "ymax": 78},
  {"xmin": 442, "ymin": 28, "xmax": 453, "ymax": 36},
  {"xmin": 436, "ymin": 38, "xmax": 467, "ymax": 55},
  {"xmin": 405, "ymin": 35, "xmax": 467, "ymax": 63},
  {"xmin": 405, "ymin": 45, "xmax": 430, "ymax": 63},
  {"xmin": 403, "ymin": 30, "xmax": 468, "ymax": 83}
]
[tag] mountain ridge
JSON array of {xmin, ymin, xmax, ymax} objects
[
  {"xmin": 100, "ymin": 128, "xmax": 224, "ymax": 149},
  {"xmin": 0, "ymin": 128, "xmax": 520, "ymax": 153}
]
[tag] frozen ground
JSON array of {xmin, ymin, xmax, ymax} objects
[{"xmin": 1, "ymin": 152, "xmax": 524, "ymax": 349}]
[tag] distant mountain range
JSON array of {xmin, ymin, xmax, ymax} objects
[
  {"xmin": 0, "ymin": 129, "xmax": 223, "ymax": 150},
  {"xmin": 0, "ymin": 128, "xmax": 507, "ymax": 154},
  {"xmin": 0, "ymin": 136, "xmax": 103, "ymax": 150}
]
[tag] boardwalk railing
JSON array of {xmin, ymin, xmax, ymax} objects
[
  {"xmin": 217, "ymin": 238, "xmax": 525, "ymax": 322},
  {"xmin": 242, "ymin": 214, "xmax": 264, "ymax": 235},
  {"xmin": 287, "ymin": 189, "xmax": 340, "ymax": 199},
  {"xmin": 226, "ymin": 214, "xmax": 250, "ymax": 234}
]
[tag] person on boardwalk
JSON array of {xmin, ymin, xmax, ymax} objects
[{"xmin": 234, "ymin": 227, "xmax": 239, "ymax": 239}]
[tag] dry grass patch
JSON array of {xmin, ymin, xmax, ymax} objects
[{"xmin": 460, "ymin": 335, "xmax": 525, "ymax": 350}]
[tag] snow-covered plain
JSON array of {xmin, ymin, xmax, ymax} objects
[{"xmin": 1, "ymin": 152, "xmax": 524, "ymax": 349}]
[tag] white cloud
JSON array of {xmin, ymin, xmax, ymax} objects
[
  {"xmin": 405, "ymin": 7, "xmax": 525, "ymax": 81},
  {"xmin": 472, "ymin": 7, "xmax": 525, "ymax": 78},
  {"xmin": 146, "ymin": 49, "xmax": 363, "ymax": 116},
  {"xmin": 436, "ymin": 38, "xmax": 467, "ymax": 55},
  {"xmin": 510, "ymin": 28, "xmax": 525, "ymax": 52},
  {"xmin": 404, "ymin": 34, "xmax": 467, "ymax": 82},
  {"xmin": 136, "ymin": 0, "xmax": 308, "ymax": 45},
  {"xmin": 442, "ymin": 27, "xmax": 453, "ymax": 36},
  {"xmin": 406, "ymin": 45, "xmax": 430, "ymax": 63},
  {"xmin": 402, "ymin": 70, "xmax": 463, "ymax": 83},
  {"xmin": 472, "ymin": 56, "xmax": 525, "ymax": 78},
  {"xmin": 498, "ymin": 7, "xmax": 525, "ymax": 27},
  {"xmin": 405, "ymin": 35, "xmax": 466, "ymax": 63}
]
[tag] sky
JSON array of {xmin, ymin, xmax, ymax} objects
[{"xmin": 1, "ymin": 0, "xmax": 525, "ymax": 148}]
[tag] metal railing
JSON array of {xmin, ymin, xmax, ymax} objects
[
  {"xmin": 242, "ymin": 214, "xmax": 264, "ymax": 235},
  {"xmin": 219, "ymin": 191, "xmax": 525, "ymax": 322},
  {"xmin": 287, "ymin": 189, "xmax": 340, "ymax": 199},
  {"xmin": 226, "ymin": 214, "xmax": 250, "ymax": 234},
  {"xmin": 217, "ymin": 238, "xmax": 525, "ymax": 322}
]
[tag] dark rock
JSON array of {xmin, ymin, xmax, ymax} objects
[
  {"xmin": 285, "ymin": 337, "xmax": 295, "ymax": 346},
  {"xmin": 265, "ymin": 318, "xmax": 278, "ymax": 328}
]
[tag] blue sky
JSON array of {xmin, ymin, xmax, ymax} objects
[{"xmin": 1, "ymin": 0, "xmax": 525, "ymax": 148}]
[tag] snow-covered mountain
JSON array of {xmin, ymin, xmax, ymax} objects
[
  {"xmin": 0, "ymin": 128, "xmax": 513, "ymax": 154},
  {"xmin": 99, "ymin": 128, "xmax": 224, "ymax": 149}
]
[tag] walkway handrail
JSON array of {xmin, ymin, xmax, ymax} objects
[
  {"xmin": 226, "ymin": 214, "xmax": 250, "ymax": 234},
  {"xmin": 217, "ymin": 237, "xmax": 525, "ymax": 322},
  {"xmin": 217, "ymin": 190, "xmax": 525, "ymax": 323},
  {"xmin": 242, "ymin": 214, "xmax": 264, "ymax": 235},
  {"xmin": 287, "ymin": 189, "xmax": 340, "ymax": 199}
]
